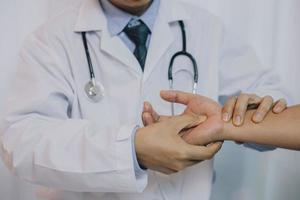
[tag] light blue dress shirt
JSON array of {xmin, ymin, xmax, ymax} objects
[
  {"xmin": 100, "ymin": 0, "xmax": 160, "ymax": 52},
  {"xmin": 99, "ymin": 0, "xmax": 161, "ymax": 175}
]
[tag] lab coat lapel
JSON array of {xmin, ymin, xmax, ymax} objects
[
  {"xmin": 74, "ymin": 0, "xmax": 142, "ymax": 76},
  {"xmin": 143, "ymin": 0, "xmax": 191, "ymax": 81},
  {"xmin": 99, "ymin": 32, "xmax": 142, "ymax": 76},
  {"xmin": 143, "ymin": 17, "xmax": 174, "ymax": 81}
]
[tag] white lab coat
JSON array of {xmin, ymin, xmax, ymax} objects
[{"xmin": 0, "ymin": 0, "xmax": 287, "ymax": 199}]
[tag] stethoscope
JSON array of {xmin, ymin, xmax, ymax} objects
[{"xmin": 82, "ymin": 20, "xmax": 198, "ymax": 115}]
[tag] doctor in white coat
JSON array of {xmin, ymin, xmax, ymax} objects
[{"xmin": 0, "ymin": 0, "xmax": 288, "ymax": 199}]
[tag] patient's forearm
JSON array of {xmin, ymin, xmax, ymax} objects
[{"xmin": 221, "ymin": 105, "xmax": 300, "ymax": 150}]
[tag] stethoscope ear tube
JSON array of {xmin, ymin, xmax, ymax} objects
[
  {"xmin": 178, "ymin": 20, "xmax": 187, "ymax": 52},
  {"xmin": 168, "ymin": 20, "xmax": 199, "ymax": 115},
  {"xmin": 168, "ymin": 51, "xmax": 199, "ymax": 83},
  {"xmin": 168, "ymin": 20, "xmax": 199, "ymax": 85}
]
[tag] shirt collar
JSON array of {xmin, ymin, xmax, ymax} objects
[
  {"xmin": 74, "ymin": 0, "xmax": 190, "ymax": 33},
  {"xmin": 100, "ymin": 0, "xmax": 160, "ymax": 36}
]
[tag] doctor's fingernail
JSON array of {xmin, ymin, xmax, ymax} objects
[
  {"xmin": 161, "ymin": 90, "xmax": 170, "ymax": 94},
  {"xmin": 144, "ymin": 102, "xmax": 149, "ymax": 109},
  {"xmin": 274, "ymin": 106, "xmax": 282, "ymax": 113},
  {"xmin": 234, "ymin": 115, "xmax": 242, "ymax": 125},
  {"xmin": 222, "ymin": 113, "xmax": 230, "ymax": 121}
]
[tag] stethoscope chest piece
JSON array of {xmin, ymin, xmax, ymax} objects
[{"xmin": 85, "ymin": 79, "xmax": 104, "ymax": 103}]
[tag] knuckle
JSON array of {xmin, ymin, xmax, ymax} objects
[
  {"xmin": 279, "ymin": 98, "xmax": 287, "ymax": 105},
  {"xmin": 180, "ymin": 149, "xmax": 189, "ymax": 160},
  {"xmin": 164, "ymin": 170, "xmax": 174, "ymax": 175},
  {"xmin": 228, "ymin": 96, "xmax": 237, "ymax": 103},
  {"xmin": 166, "ymin": 119, "xmax": 174, "ymax": 126},
  {"xmin": 223, "ymin": 102, "xmax": 232, "ymax": 109},
  {"xmin": 235, "ymin": 107, "xmax": 245, "ymax": 114},
  {"xmin": 171, "ymin": 162, "xmax": 180, "ymax": 172},
  {"xmin": 174, "ymin": 162, "xmax": 186, "ymax": 171},
  {"xmin": 206, "ymin": 151, "xmax": 214, "ymax": 160},
  {"xmin": 223, "ymin": 105, "xmax": 233, "ymax": 115},
  {"xmin": 229, "ymin": 95, "xmax": 237, "ymax": 100},
  {"xmin": 240, "ymin": 93, "xmax": 249, "ymax": 98},
  {"xmin": 259, "ymin": 106, "xmax": 270, "ymax": 113},
  {"xmin": 249, "ymin": 94, "xmax": 260, "ymax": 101},
  {"xmin": 236, "ymin": 99, "xmax": 247, "ymax": 107},
  {"xmin": 167, "ymin": 123, "xmax": 178, "ymax": 132},
  {"xmin": 264, "ymin": 95, "xmax": 274, "ymax": 102},
  {"xmin": 171, "ymin": 149, "xmax": 181, "ymax": 160},
  {"xmin": 167, "ymin": 171, "xmax": 175, "ymax": 175},
  {"xmin": 215, "ymin": 121, "xmax": 224, "ymax": 132},
  {"xmin": 222, "ymin": 107, "xmax": 230, "ymax": 114},
  {"xmin": 206, "ymin": 147, "xmax": 219, "ymax": 159},
  {"xmin": 176, "ymin": 149, "xmax": 189, "ymax": 160}
]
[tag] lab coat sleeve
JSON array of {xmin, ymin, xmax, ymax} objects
[
  {"xmin": 131, "ymin": 128, "xmax": 147, "ymax": 176},
  {"xmin": 218, "ymin": 29, "xmax": 291, "ymax": 104},
  {"xmin": 0, "ymin": 29, "xmax": 147, "ymax": 193}
]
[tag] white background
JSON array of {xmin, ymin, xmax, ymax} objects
[{"xmin": 0, "ymin": 0, "xmax": 299, "ymax": 199}]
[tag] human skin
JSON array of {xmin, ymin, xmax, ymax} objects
[
  {"xmin": 219, "ymin": 106, "xmax": 300, "ymax": 150},
  {"xmin": 142, "ymin": 92, "xmax": 287, "ymax": 140},
  {"xmin": 222, "ymin": 93, "xmax": 286, "ymax": 126},
  {"xmin": 143, "ymin": 91, "xmax": 300, "ymax": 151},
  {"xmin": 135, "ymin": 114, "xmax": 222, "ymax": 174}
]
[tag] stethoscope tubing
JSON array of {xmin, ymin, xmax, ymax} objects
[
  {"xmin": 168, "ymin": 51, "xmax": 199, "ymax": 83},
  {"xmin": 82, "ymin": 20, "xmax": 199, "ymax": 105},
  {"xmin": 168, "ymin": 20, "xmax": 198, "ymax": 85},
  {"xmin": 82, "ymin": 32, "xmax": 95, "ymax": 80}
]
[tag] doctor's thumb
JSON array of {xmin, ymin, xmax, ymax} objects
[{"xmin": 168, "ymin": 114, "xmax": 203, "ymax": 134}]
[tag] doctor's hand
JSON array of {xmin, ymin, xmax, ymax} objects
[
  {"xmin": 142, "ymin": 91, "xmax": 224, "ymax": 146},
  {"xmin": 222, "ymin": 94, "xmax": 287, "ymax": 126},
  {"xmin": 135, "ymin": 114, "xmax": 222, "ymax": 174}
]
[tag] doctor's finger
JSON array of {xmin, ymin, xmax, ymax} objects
[
  {"xmin": 142, "ymin": 112, "xmax": 155, "ymax": 126},
  {"xmin": 170, "ymin": 160, "xmax": 199, "ymax": 172},
  {"xmin": 184, "ymin": 142, "xmax": 223, "ymax": 161},
  {"xmin": 272, "ymin": 98, "xmax": 287, "ymax": 114},
  {"xmin": 160, "ymin": 90, "xmax": 196, "ymax": 105},
  {"xmin": 253, "ymin": 95, "xmax": 274, "ymax": 123},
  {"xmin": 248, "ymin": 94, "xmax": 261, "ymax": 104},
  {"xmin": 155, "ymin": 166, "xmax": 177, "ymax": 175},
  {"xmin": 233, "ymin": 94, "xmax": 250, "ymax": 126},
  {"xmin": 222, "ymin": 96, "xmax": 237, "ymax": 122},
  {"xmin": 143, "ymin": 102, "xmax": 160, "ymax": 122}
]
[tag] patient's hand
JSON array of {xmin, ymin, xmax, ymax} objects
[{"xmin": 142, "ymin": 90, "xmax": 224, "ymax": 145}]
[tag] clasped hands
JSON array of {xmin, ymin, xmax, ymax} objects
[{"xmin": 135, "ymin": 90, "xmax": 286, "ymax": 174}]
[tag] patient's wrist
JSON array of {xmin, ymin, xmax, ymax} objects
[{"xmin": 219, "ymin": 121, "xmax": 235, "ymax": 141}]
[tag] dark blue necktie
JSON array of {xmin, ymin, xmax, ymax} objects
[{"xmin": 124, "ymin": 19, "xmax": 150, "ymax": 71}]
